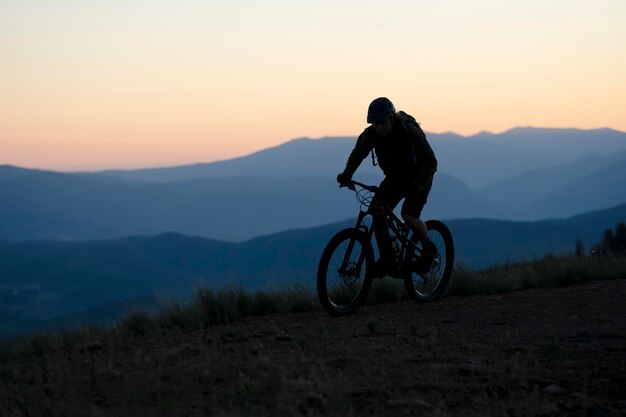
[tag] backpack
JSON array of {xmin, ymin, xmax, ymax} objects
[{"xmin": 370, "ymin": 112, "xmax": 420, "ymax": 167}]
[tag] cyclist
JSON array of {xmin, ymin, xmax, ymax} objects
[{"xmin": 337, "ymin": 97, "xmax": 438, "ymax": 277}]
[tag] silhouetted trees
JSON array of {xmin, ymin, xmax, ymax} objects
[
  {"xmin": 575, "ymin": 238, "xmax": 585, "ymax": 259},
  {"xmin": 593, "ymin": 222, "xmax": 626, "ymax": 256}
]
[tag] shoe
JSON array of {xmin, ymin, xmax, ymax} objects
[
  {"xmin": 403, "ymin": 241, "xmax": 437, "ymax": 275},
  {"xmin": 417, "ymin": 240, "xmax": 437, "ymax": 274}
]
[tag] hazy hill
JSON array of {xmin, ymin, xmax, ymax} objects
[
  {"xmin": 447, "ymin": 204, "xmax": 625, "ymax": 267},
  {"xmin": 90, "ymin": 137, "xmax": 368, "ymax": 182},
  {"xmin": 1, "ymin": 203, "xmax": 624, "ymax": 338},
  {"xmin": 91, "ymin": 127, "xmax": 626, "ymax": 188},
  {"xmin": 0, "ymin": 167, "xmax": 499, "ymax": 241},
  {"xmin": 528, "ymin": 159, "xmax": 626, "ymax": 218},
  {"xmin": 0, "ymin": 165, "xmax": 49, "ymax": 182},
  {"xmin": 478, "ymin": 151, "xmax": 626, "ymax": 219},
  {"xmin": 438, "ymin": 127, "xmax": 626, "ymax": 187},
  {"xmin": 0, "ymin": 169, "xmax": 344, "ymax": 240},
  {"xmin": 0, "ymin": 295, "xmax": 161, "ymax": 338}
]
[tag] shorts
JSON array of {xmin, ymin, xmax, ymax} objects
[{"xmin": 372, "ymin": 176, "xmax": 432, "ymax": 218}]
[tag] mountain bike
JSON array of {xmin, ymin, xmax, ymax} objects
[{"xmin": 317, "ymin": 180, "xmax": 454, "ymax": 315}]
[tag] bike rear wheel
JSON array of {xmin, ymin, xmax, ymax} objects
[
  {"xmin": 317, "ymin": 228, "xmax": 374, "ymax": 315},
  {"xmin": 404, "ymin": 219, "xmax": 454, "ymax": 302}
]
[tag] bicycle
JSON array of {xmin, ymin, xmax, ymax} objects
[{"xmin": 317, "ymin": 180, "xmax": 454, "ymax": 315}]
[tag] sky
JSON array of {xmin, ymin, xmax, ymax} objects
[{"xmin": 1, "ymin": 0, "xmax": 625, "ymax": 171}]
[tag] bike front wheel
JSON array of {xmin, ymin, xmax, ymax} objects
[
  {"xmin": 317, "ymin": 228, "xmax": 374, "ymax": 315},
  {"xmin": 404, "ymin": 219, "xmax": 455, "ymax": 302}
]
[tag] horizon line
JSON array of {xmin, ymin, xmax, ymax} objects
[{"xmin": 2, "ymin": 125, "xmax": 624, "ymax": 173}]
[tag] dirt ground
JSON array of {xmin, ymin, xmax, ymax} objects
[{"xmin": 2, "ymin": 279, "xmax": 625, "ymax": 417}]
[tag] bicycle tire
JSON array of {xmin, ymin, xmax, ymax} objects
[
  {"xmin": 317, "ymin": 228, "xmax": 375, "ymax": 315},
  {"xmin": 404, "ymin": 219, "xmax": 454, "ymax": 302}
]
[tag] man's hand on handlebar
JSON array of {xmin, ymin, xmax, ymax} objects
[{"xmin": 336, "ymin": 172, "xmax": 353, "ymax": 189}]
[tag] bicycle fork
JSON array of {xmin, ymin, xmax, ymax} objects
[{"xmin": 337, "ymin": 211, "xmax": 373, "ymax": 280}]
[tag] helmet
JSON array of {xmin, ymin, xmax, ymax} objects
[{"xmin": 367, "ymin": 97, "xmax": 396, "ymax": 124}]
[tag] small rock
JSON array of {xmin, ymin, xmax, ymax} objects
[
  {"xmin": 543, "ymin": 384, "xmax": 566, "ymax": 395},
  {"xmin": 164, "ymin": 344, "xmax": 205, "ymax": 365},
  {"xmin": 96, "ymin": 368, "xmax": 124, "ymax": 381},
  {"xmin": 467, "ymin": 356, "xmax": 483, "ymax": 368},
  {"xmin": 305, "ymin": 392, "xmax": 326, "ymax": 407},
  {"xmin": 43, "ymin": 384, "xmax": 55, "ymax": 398},
  {"xmin": 198, "ymin": 371, "xmax": 215, "ymax": 384},
  {"xmin": 90, "ymin": 406, "xmax": 106, "ymax": 417},
  {"xmin": 539, "ymin": 402, "xmax": 560, "ymax": 414},
  {"xmin": 93, "ymin": 396, "xmax": 106, "ymax": 406},
  {"xmin": 299, "ymin": 392, "xmax": 326, "ymax": 414},
  {"xmin": 79, "ymin": 342, "xmax": 106, "ymax": 353},
  {"xmin": 388, "ymin": 398, "xmax": 433, "ymax": 409}
]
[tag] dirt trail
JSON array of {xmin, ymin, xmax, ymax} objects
[{"xmin": 2, "ymin": 279, "xmax": 626, "ymax": 416}]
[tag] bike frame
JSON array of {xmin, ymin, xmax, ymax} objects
[{"xmin": 339, "ymin": 181, "xmax": 422, "ymax": 274}]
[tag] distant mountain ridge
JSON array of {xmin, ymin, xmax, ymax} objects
[
  {"xmin": 429, "ymin": 127, "xmax": 626, "ymax": 188},
  {"xmin": 85, "ymin": 136, "xmax": 363, "ymax": 183},
  {"xmin": 84, "ymin": 127, "xmax": 626, "ymax": 187}
]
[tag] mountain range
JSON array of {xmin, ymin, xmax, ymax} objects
[{"xmin": 1, "ymin": 127, "xmax": 626, "ymax": 242}]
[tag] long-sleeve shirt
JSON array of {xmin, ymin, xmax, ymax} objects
[{"xmin": 342, "ymin": 111, "xmax": 437, "ymax": 187}]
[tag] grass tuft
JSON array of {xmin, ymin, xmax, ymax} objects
[
  {"xmin": 251, "ymin": 290, "xmax": 280, "ymax": 315},
  {"xmin": 282, "ymin": 285, "xmax": 317, "ymax": 313},
  {"xmin": 194, "ymin": 286, "xmax": 252, "ymax": 327},
  {"xmin": 117, "ymin": 310, "xmax": 156, "ymax": 337},
  {"xmin": 158, "ymin": 298, "xmax": 197, "ymax": 332},
  {"xmin": 368, "ymin": 279, "xmax": 406, "ymax": 304}
]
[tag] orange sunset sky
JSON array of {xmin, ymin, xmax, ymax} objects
[{"xmin": 1, "ymin": 0, "xmax": 625, "ymax": 171}]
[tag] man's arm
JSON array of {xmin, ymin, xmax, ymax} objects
[{"xmin": 341, "ymin": 130, "xmax": 373, "ymax": 178}]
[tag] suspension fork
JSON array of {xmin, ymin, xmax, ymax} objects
[{"xmin": 338, "ymin": 210, "xmax": 373, "ymax": 274}]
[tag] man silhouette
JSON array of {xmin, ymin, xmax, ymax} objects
[{"xmin": 337, "ymin": 97, "xmax": 437, "ymax": 277}]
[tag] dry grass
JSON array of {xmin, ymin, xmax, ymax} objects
[
  {"xmin": 2, "ymin": 253, "xmax": 625, "ymax": 360},
  {"xmin": 449, "ymin": 252, "xmax": 626, "ymax": 296}
]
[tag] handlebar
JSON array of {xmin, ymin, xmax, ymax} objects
[
  {"xmin": 339, "ymin": 179, "xmax": 379, "ymax": 209},
  {"xmin": 340, "ymin": 180, "xmax": 378, "ymax": 192}
]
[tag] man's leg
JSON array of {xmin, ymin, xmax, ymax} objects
[
  {"xmin": 371, "ymin": 178, "xmax": 403, "ymax": 276},
  {"xmin": 401, "ymin": 178, "xmax": 432, "ymax": 242},
  {"xmin": 401, "ymin": 214, "xmax": 428, "ymax": 243},
  {"xmin": 401, "ymin": 180, "xmax": 437, "ymax": 272},
  {"xmin": 373, "ymin": 213, "xmax": 394, "ymax": 266}
]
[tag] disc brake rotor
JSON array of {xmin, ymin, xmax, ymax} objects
[{"xmin": 339, "ymin": 261, "xmax": 359, "ymax": 286}]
